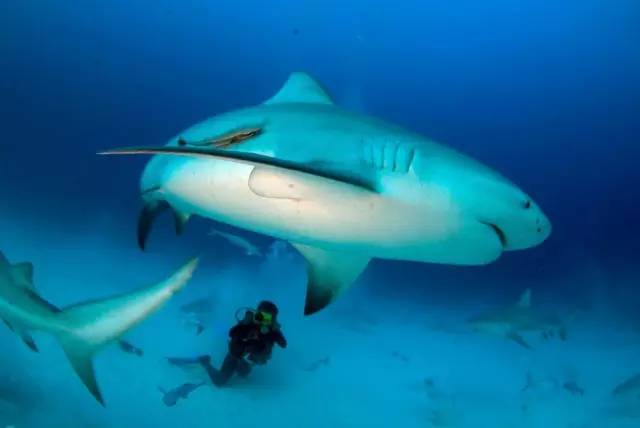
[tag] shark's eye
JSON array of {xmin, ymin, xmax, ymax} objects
[{"xmin": 522, "ymin": 200, "xmax": 531, "ymax": 209}]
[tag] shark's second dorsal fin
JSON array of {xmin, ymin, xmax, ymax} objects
[
  {"xmin": 265, "ymin": 72, "xmax": 334, "ymax": 106},
  {"xmin": 11, "ymin": 262, "xmax": 35, "ymax": 289},
  {"xmin": 517, "ymin": 289, "xmax": 531, "ymax": 308}
]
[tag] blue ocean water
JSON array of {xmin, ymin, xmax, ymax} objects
[{"xmin": 1, "ymin": 1, "xmax": 639, "ymax": 427}]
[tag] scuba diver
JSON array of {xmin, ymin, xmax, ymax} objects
[{"xmin": 168, "ymin": 300, "xmax": 287, "ymax": 387}]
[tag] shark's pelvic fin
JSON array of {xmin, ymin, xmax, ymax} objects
[
  {"xmin": 172, "ymin": 210, "xmax": 191, "ymax": 236},
  {"xmin": 138, "ymin": 199, "xmax": 191, "ymax": 250},
  {"xmin": 11, "ymin": 262, "xmax": 34, "ymax": 287},
  {"xmin": 292, "ymin": 243, "xmax": 369, "ymax": 315},
  {"xmin": 100, "ymin": 146, "xmax": 378, "ymax": 192},
  {"xmin": 265, "ymin": 72, "xmax": 334, "ymax": 106},
  {"xmin": 507, "ymin": 331, "xmax": 533, "ymax": 350},
  {"xmin": 517, "ymin": 288, "xmax": 531, "ymax": 308},
  {"xmin": 55, "ymin": 257, "xmax": 199, "ymax": 406}
]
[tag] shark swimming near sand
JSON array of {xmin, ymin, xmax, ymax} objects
[
  {"xmin": 208, "ymin": 228, "xmax": 263, "ymax": 257},
  {"xmin": 100, "ymin": 72, "xmax": 551, "ymax": 315},
  {"xmin": 0, "ymin": 250, "xmax": 198, "ymax": 405},
  {"xmin": 467, "ymin": 289, "xmax": 568, "ymax": 350}
]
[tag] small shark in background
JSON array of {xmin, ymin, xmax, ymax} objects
[
  {"xmin": 158, "ymin": 382, "xmax": 206, "ymax": 407},
  {"xmin": 612, "ymin": 373, "xmax": 640, "ymax": 398},
  {"xmin": 208, "ymin": 228, "xmax": 263, "ymax": 257},
  {"xmin": 521, "ymin": 370, "xmax": 559, "ymax": 392},
  {"xmin": 604, "ymin": 373, "xmax": 640, "ymax": 419},
  {"xmin": 302, "ymin": 356, "xmax": 330, "ymax": 372},
  {"xmin": 179, "ymin": 297, "xmax": 213, "ymax": 335},
  {"xmin": 0, "ymin": 250, "xmax": 198, "ymax": 405},
  {"xmin": 118, "ymin": 340, "xmax": 144, "ymax": 357},
  {"xmin": 100, "ymin": 72, "xmax": 551, "ymax": 316},
  {"xmin": 467, "ymin": 289, "xmax": 568, "ymax": 350}
]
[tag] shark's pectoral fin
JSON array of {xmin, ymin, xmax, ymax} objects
[
  {"xmin": 248, "ymin": 165, "xmax": 375, "ymax": 202},
  {"xmin": 61, "ymin": 343, "xmax": 104, "ymax": 406},
  {"xmin": 292, "ymin": 243, "xmax": 370, "ymax": 315},
  {"xmin": 507, "ymin": 332, "xmax": 533, "ymax": 350}
]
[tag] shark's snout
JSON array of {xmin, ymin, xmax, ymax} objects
[{"xmin": 470, "ymin": 186, "xmax": 551, "ymax": 252}]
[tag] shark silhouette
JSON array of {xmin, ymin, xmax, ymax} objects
[
  {"xmin": 100, "ymin": 72, "xmax": 551, "ymax": 315},
  {"xmin": 468, "ymin": 289, "xmax": 567, "ymax": 350},
  {"xmin": 0, "ymin": 251, "xmax": 198, "ymax": 405}
]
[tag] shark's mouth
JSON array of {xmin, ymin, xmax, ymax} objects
[
  {"xmin": 141, "ymin": 185, "xmax": 162, "ymax": 196},
  {"xmin": 480, "ymin": 221, "xmax": 508, "ymax": 248}
]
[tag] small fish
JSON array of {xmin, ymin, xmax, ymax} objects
[
  {"xmin": 563, "ymin": 381, "xmax": 585, "ymax": 396},
  {"xmin": 521, "ymin": 371, "xmax": 559, "ymax": 392},
  {"xmin": 391, "ymin": 351, "xmax": 410, "ymax": 363},
  {"xmin": 118, "ymin": 340, "xmax": 144, "ymax": 357},
  {"xmin": 208, "ymin": 228, "xmax": 262, "ymax": 257},
  {"xmin": 303, "ymin": 356, "xmax": 330, "ymax": 372},
  {"xmin": 158, "ymin": 381, "xmax": 206, "ymax": 407}
]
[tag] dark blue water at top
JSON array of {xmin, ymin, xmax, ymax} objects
[{"xmin": 1, "ymin": 0, "xmax": 638, "ymax": 301}]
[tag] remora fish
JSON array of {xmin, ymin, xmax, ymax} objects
[{"xmin": 100, "ymin": 72, "xmax": 551, "ymax": 315}]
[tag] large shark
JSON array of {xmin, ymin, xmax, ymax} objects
[
  {"xmin": 0, "ymin": 251, "xmax": 198, "ymax": 405},
  {"xmin": 467, "ymin": 289, "xmax": 567, "ymax": 349},
  {"xmin": 100, "ymin": 72, "xmax": 551, "ymax": 315}
]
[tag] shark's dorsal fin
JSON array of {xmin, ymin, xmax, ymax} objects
[
  {"xmin": 265, "ymin": 72, "xmax": 334, "ymax": 106},
  {"xmin": 516, "ymin": 289, "xmax": 531, "ymax": 308},
  {"xmin": 291, "ymin": 243, "xmax": 369, "ymax": 315},
  {"xmin": 11, "ymin": 262, "xmax": 34, "ymax": 288}
]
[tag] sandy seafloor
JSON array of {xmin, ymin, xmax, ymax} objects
[{"xmin": 0, "ymin": 211, "xmax": 638, "ymax": 428}]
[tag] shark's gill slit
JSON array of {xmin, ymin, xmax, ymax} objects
[
  {"xmin": 480, "ymin": 221, "xmax": 508, "ymax": 247},
  {"xmin": 406, "ymin": 148, "xmax": 416, "ymax": 172}
]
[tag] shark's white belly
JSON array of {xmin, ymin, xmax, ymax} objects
[{"xmin": 162, "ymin": 158, "xmax": 502, "ymax": 264}]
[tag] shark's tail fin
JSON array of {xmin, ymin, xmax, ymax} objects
[{"xmin": 54, "ymin": 258, "xmax": 199, "ymax": 406}]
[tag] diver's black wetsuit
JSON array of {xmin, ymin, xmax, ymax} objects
[{"xmin": 201, "ymin": 311, "xmax": 287, "ymax": 387}]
